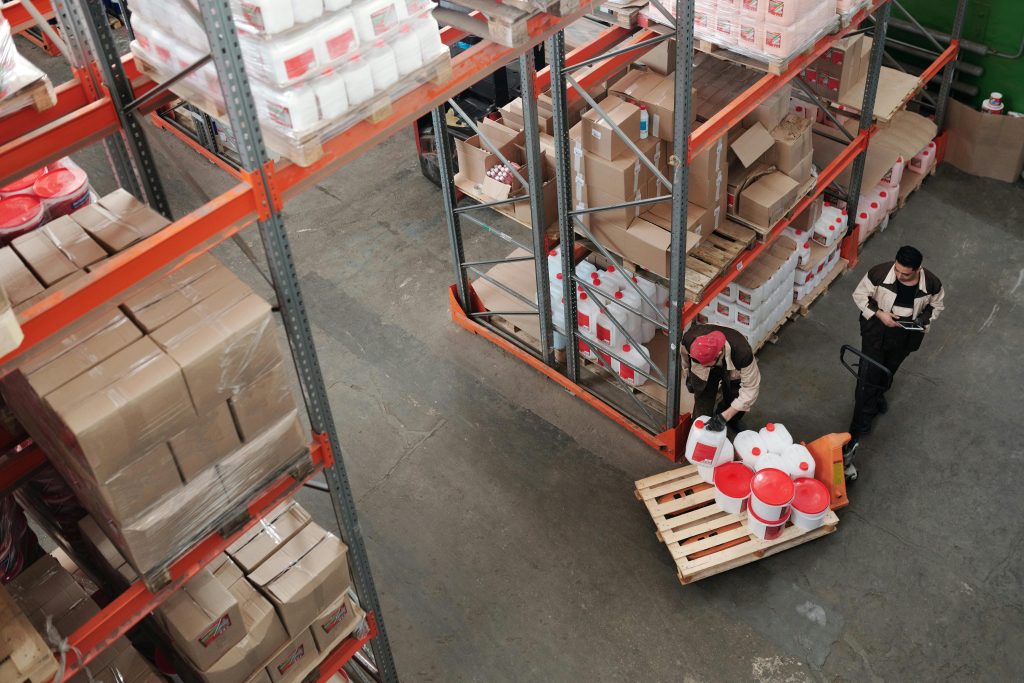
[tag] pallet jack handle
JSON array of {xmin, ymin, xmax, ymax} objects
[{"xmin": 840, "ymin": 344, "xmax": 893, "ymax": 391}]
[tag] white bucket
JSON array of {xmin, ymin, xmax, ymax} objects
[
  {"xmin": 759, "ymin": 422, "xmax": 793, "ymax": 453},
  {"xmin": 791, "ymin": 477, "xmax": 830, "ymax": 530},
  {"xmin": 749, "ymin": 468, "xmax": 794, "ymax": 521},
  {"xmin": 780, "ymin": 443, "xmax": 815, "ymax": 479},
  {"xmin": 747, "ymin": 505, "xmax": 791, "ymax": 541},
  {"xmin": 714, "ymin": 461, "xmax": 753, "ymax": 514}
]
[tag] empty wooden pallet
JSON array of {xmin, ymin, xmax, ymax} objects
[{"xmin": 635, "ymin": 464, "xmax": 839, "ymax": 584}]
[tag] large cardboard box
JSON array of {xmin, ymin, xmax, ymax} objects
[
  {"xmin": 454, "ymin": 128, "xmax": 523, "ymax": 184},
  {"xmin": 730, "ymin": 123, "xmax": 775, "ymax": 169},
  {"xmin": 738, "ymin": 172, "xmax": 799, "ymax": 229},
  {"xmin": 310, "ymin": 593, "xmax": 363, "ymax": 653},
  {"xmin": 97, "ymin": 442, "xmax": 183, "ymax": 522},
  {"xmin": 639, "ymin": 201, "xmax": 709, "ymax": 238},
  {"xmin": 637, "ymin": 38, "xmax": 675, "ymax": 76},
  {"xmin": 588, "ymin": 218, "xmax": 701, "ymax": 279},
  {"xmin": 0, "ymin": 247, "xmax": 44, "ymax": 306},
  {"xmin": 79, "ymin": 515, "xmax": 138, "ymax": 583},
  {"xmin": 170, "ymin": 400, "xmax": 243, "ymax": 481},
  {"xmin": 742, "ymin": 84, "xmax": 791, "ymax": 131},
  {"xmin": 790, "ymin": 193, "xmax": 823, "ymax": 233},
  {"xmin": 247, "ymin": 523, "xmax": 351, "ymax": 637},
  {"xmin": 571, "ymin": 135, "xmax": 661, "ymax": 200},
  {"xmin": 151, "ymin": 289, "xmax": 280, "ymax": 412},
  {"xmin": 98, "ymin": 190, "xmax": 170, "ymax": 238},
  {"xmin": 804, "ymin": 35, "xmax": 866, "ymax": 101},
  {"xmin": 124, "ymin": 262, "xmax": 241, "ymax": 334},
  {"xmin": 771, "ymin": 115, "xmax": 813, "ymax": 174},
  {"xmin": 581, "ymin": 97, "xmax": 641, "ymax": 161},
  {"xmin": 508, "ymin": 151, "xmax": 559, "ymax": 230},
  {"xmin": 158, "ymin": 568, "xmax": 245, "ymax": 671},
  {"xmin": 786, "ymin": 152, "xmax": 814, "ymax": 185},
  {"xmin": 11, "ymin": 230, "xmax": 79, "ymax": 286},
  {"xmin": 228, "ymin": 502, "xmax": 312, "ymax": 574},
  {"xmin": 265, "ymin": 628, "xmax": 318, "ymax": 683},
  {"xmin": 945, "ymin": 99, "xmax": 1024, "ymax": 183}
]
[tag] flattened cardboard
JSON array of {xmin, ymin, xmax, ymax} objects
[
  {"xmin": 158, "ymin": 568, "xmax": 245, "ymax": 671},
  {"xmin": 945, "ymin": 100, "xmax": 1024, "ymax": 183},
  {"xmin": 265, "ymin": 628, "xmax": 317, "ymax": 683},
  {"xmin": 169, "ymin": 400, "xmax": 242, "ymax": 481},
  {"xmin": 731, "ymin": 123, "xmax": 775, "ymax": 168},
  {"xmin": 98, "ymin": 441, "xmax": 183, "ymax": 523},
  {"xmin": 227, "ymin": 502, "xmax": 312, "ymax": 575},
  {"xmin": 812, "ymin": 129, "xmax": 900, "ymax": 190},
  {"xmin": 310, "ymin": 594, "xmax": 362, "ymax": 652},
  {"xmin": 228, "ymin": 362, "xmax": 297, "ymax": 442},
  {"xmin": 738, "ymin": 172, "xmax": 799, "ymax": 229},
  {"xmin": 0, "ymin": 247, "xmax": 44, "ymax": 306},
  {"xmin": 247, "ymin": 523, "xmax": 351, "ymax": 637},
  {"xmin": 40, "ymin": 216, "xmax": 107, "ymax": 268},
  {"xmin": 582, "ymin": 98, "xmax": 641, "ymax": 161}
]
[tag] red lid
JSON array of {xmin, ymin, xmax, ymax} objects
[
  {"xmin": 33, "ymin": 167, "xmax": 87, "ymax": 198},
  {"xmin": 879, "ymin": 191, "xmax": 888, "ymax": 197},
  {"xmin": 714, "ymin": 462, "xmax": 754, "ymax": 497},
  {"xmin": 860, "ymin": 212, "xmax": 868, "ymax": 219},
  {"xmin": 0, "ymin": 195, "xmax": 43, "ymax": 230},
  {"xmin": 549, "ymin": 248, "xmax": 557, "ymax": 256},
  {"xmin": 694, "ymin": 419, "xmax": 705, "ymax": 429},
  {"xmin": 824, "ymin": 201, "xmax": 831, "ymax": 207},
  {"xmin": 870, "ymin": 202, "xmax": 879, "ymax": 209},
  {"xmin": 750, "ymin": 468, "xmax": 795, "ymax": 506},
  {"xmin": 792, "ymin": 477, "xmax": 830, "ymax": 514},
  {"xmin": 555, "ymin": 272, "xmax": 563, "ymax": 280},
  {"xmin": 622, "ymin": 344, "xmax": 631, "ymax": 352},
  {"xmin": 579, "ymin": 292, "xmax": 588, "ymax": 300},
  {"xmin": 803, "ymin": 242, "xmax": 809, "ymax": 248},
  {"xmin": 0, "ymin": 167, "xmax": 46, "ymax": 193},
  {"xmin": 751, "ymin": 447, "xmax": 761, "ymax": 456},
  {"xmin": 607, "ymin": 265, "xmax": 616, "ymax": 273},
  {"xmin": 614, "ymin": 291, "xmax": 623, "ymax": 299},
  {"xmin": 765, "ymin": 423, "xmax": 775, "ymax": 432},
  {"xmin": 593, "ymin": 278, "xmax": 602, "ymax": 286},
  {"xmin": 590, "ymin": 271, "xmax": 599, "ymax": 279},
  {"xmin": 639, "ymin": 104, "xmax": 647, "ymax": 110},
  {"xmin": 798, "ymin": 461, "xmax": 809, "ymax": 471},
  {"xmin": 632, "ymin": 276, "xmax": 639, "ymax": 282},
  {"xmin": 829, "ymin": 225, "xmax": 835, "ymax": 231},
  {"xmin": 748, "ymin": 504, "xmax": 792, "ymax": 526}
]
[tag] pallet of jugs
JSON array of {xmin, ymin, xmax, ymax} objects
[{"xmin": 685, "ymin": 418, "xmax": 832, "ymax": 540}]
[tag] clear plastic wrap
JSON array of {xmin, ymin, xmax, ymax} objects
[{"xmin": 0, "ymin": 16, "xmax": 52, "ymax": 116}]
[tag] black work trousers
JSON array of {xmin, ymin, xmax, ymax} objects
[
  {"xmin": 848, "ymin": 316, "xmax": 923, "ymax": 439},
  {"xmin": 690, "ymin": 365, "xmax": 744, "ymax": 426}
]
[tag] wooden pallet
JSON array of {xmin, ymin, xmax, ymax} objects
[
  {"xmin": 134, "ymin": 49, "xmax": 452, "ymax": 167},
  {"xmin": 434, "ymin": 0, "xmax": 534, "ymax": 47},
  {"xmin": 694, "ymin": 25, "xmax": 834, "ymax": 78},
  {"xmin": 635, "ymin": 465, "xmax": 839, "ymax": 584},
  {"xmin": 0, "ymin": 56, "xmax": 56, "ymax": 117},
  {"xmin": 685, "ymin": 220, "xmax": 757, "ymax": 301},
  {"xmin": 590, "ymin": 2, "xmax": 642, "ymax": 28},
  {"xmin": 794, "ymin": 257, "xmax": 848, "ymax": 317},
  {"xmin": 896, "ymin": 167, "xmax": 932, "ymax": 209}
]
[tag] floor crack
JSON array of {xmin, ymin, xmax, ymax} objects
[{"xmin": 358, "ymin": 417, "xmax": 448, "ymax": 503}]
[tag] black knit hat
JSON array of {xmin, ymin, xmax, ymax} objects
[{"xmin": 896, "ymin": 245, "xmax": 923, "ymax": 269}]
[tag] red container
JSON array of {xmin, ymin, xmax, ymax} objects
[
  {"xmin": 0, "ymin": 195, "xmax": 45, "ymax": 245},
  {"xmin": 0, "ymin": 167, "xmax": 47, "ymax": 199},
  {"xmin": 33, "ymin": 166, "xmax": 90, "ymax": 219}
]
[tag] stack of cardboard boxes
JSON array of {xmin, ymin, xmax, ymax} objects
[
  {"xmin": 1, "ymin": 254, "xmax": 308, "ymax": 578},
  {"xmin": 6, "ymin": 555, "xmax": 163, "ymax": 683},
  {"xmin": 149, "ymin": 502, "xmax": 364, "ymax": 683},
  {"xmin": 800, "ymin": 35, "xmax": 868, "ymax": 104}
]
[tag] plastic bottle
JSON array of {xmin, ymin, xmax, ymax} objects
[
  {"xmin": 393, "ymin": 24, "xmax": 423, "ymax": 76},
  {"xmin": 414, "ymin": 15, "xmax": 445, "ymax": 62},
  {"xmin": 685, "ymin": 415, "xmax": 732, "ymax": 467},
  {"xmin": 250, "ymin": 79, "xmax": 321, "ymax": 134},
  {"xmin": 292, "ymin": 0, "xmax": 324, "ymax": 24},
  {"xmin": 609, "ymin": 289, "xmax": 643, "ymax": 348},
  {"xmin": 324, "ymin": 0, "xmax": 353, "ymax": 9},
  {"xmin": 343, "ymin": 54, "xmax": 375, "ymax": 105},
  {"xmin": 576, "ymin": 291, "xmax": 600, "ymax": 338},
  {"xmin": 982, "ymin": 92, "xmax": 1005, "ymax": 115},
  {"xmin": 753, "ymin": 450, "xmax": 787, "ymax": 473},
  {"xmin": 612, "ymin": 344, "xmax": 650, "ymax": 387},
  {"xmin": 759, "ymin": 422, "xmax": 793, "ymax": 454},
  {"xmin": 631, "ymin": 275, "xmax": 658, "ymax": 342},
  {"xmin": 575, "ymin": 259, "xmax": 597, "ymax": 281},
  {"xmin": 312, "ymin": 71, "xmax": 349, "ymax": 121},
  {"xmin": 639, "ymin": 105, "xmax": 649, "ymax": 140},
  {"xmin": 367, "ymin": 40, "xmax": 399, "ymax": 92},
  {"xmin": 547, "ymin": 247, "xmax": 562, "ymax": 278},
  {"xmin": 237, "ymin": 0, "xmax": 295, "ymax": 34},
  {"xmin": 734, "ymin": 430, "xmax": 768, "ymax": 470},
  {"xmin": 315, "ymin": 11, "xmax": 359, "ymax": 66},
  {"xmin": 551, "ymin": 298, "xmax": 566, "ymax": 351},
  {"xmin": 779, "ymin": 443, "xmax": 816, "ymax": 479}
]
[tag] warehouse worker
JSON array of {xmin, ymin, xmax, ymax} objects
[
  {"xmin": 844, "ymin": 245, "xmax": 945, "ymax": 479},
  {"xmin": 681, "ymin": 325, "xmax": 761, "ymax": 431}
]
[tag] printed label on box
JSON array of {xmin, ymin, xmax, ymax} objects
[
  {"xmin": 284, "ymin": 50, "xmax": 315, "ymax": 80},
  {"xmin": 277, "ymin": 644, "xmax": 306, "ymax": 675},
  {"xmin": 370, "ymin": 6, "xmax": 397, "ymax": 35},
  {"xmin": 199, "ymin": 615, "xmax": 233, "ymax": 648},
  {"xmin": 321, "ymin": 602, "xmax": 351, "ymax": 635},
  {"xmin": 241, "ymin": 3, "xmax": 265, "ymax": 30},
  {"xmin": 326, "ymin": 29, "xmax": 357, "ymax": 60}
]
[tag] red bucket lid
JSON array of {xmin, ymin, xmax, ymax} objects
[
  {"xmin": 750, "ymin": 468, "xmax": 795, "ymax": 505},
  {"xmin": 0, "ymin": 167, "xmax": 47, "ymax": 194},
  {"xmin": 792, "ymin": 477, "xmax": 830, "ymax": 514},
  {"xmin": 714, "ymin": 461, "xmax": 753, "ymax": 498},
  {"xmin": 33, "ymin": 167, "xmax": 87, "ymax": 199},
  {"xmin": 0, "ymin": 195, "xmax": 43, "ymax": 230},
  {"xmin": 748, "ymin": 504, "xmax": 792, "ymax": 526}
]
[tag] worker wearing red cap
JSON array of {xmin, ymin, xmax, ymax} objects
[{"xmin": 681, "ymin": 324, "xmax": 760, "ymax": 430}]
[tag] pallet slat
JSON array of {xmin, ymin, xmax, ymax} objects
[{"xmin": 635, "ymin": 463, "xmax": 840, "ymax": 584}]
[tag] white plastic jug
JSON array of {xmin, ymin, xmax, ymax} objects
[
  {"xmin": 576, "ymin": 291, "xmax": 600, "ymax": 338},
  {"xmin": 734, "ymin": 430, "xmax": 768, "ymax": 469},
  {"xmin": 759, "ymin": 422, "xmax": 793, "ymax": 453},
  {"xmin": 630, "ymin": 275, "xmax": 658, "ymax": 342},
  {"xmin": 753, "ymin": 450, "xmax": 787, "ymax": 472},
  {"xmin": 239, "ymin": 30, "xmax": 318, "ymax": 86},
  {"xmin": 547, "ymin": 247, "xmax": 562, "ymax": 278},
  {"xmin": 393, "ymin": 24, "xmax": 423, "ymax": 76},
  {"xmin": 609, "ymin": 288, "xmax": 643, "ymax": 347},
  {"xmin": 551, "ymin": 298, "xmax": 566, "ymax": 351},
  {"xmin": 344, "ymin": 55, "xmax": 375, "ymax": 105},
  {"xmin": 292, "ymin": 0, "xmax": 324, "ymax": 24},
  {"xmin": 352, "ymin": 0, "xmax": 400, "ymax": 41},
  {"xmin": 550, "ymin": 271, "xmax": 566, "ymax": 302},
  {"xmin": 315, "ymin": 11, "xmax": 359, "ymax": 66},
  {"xmin": 367, "ymin": 40, "xmax": 399, "ymax": 91},
  {"xmin": 575, "ymin": 260, "xmax": 597, "ymax": 281},
  {"xmin": 237, "ymin": 0, "xmax": 295, "ymax": 34},
  {"xmin": 882, "ymin": 155, "xmax": 905, "ymax": 188},
  {"xmin": 685, "ymin": 416, "xmax": 731, "ymax": 467},
  {"xmin": 311, "ymin": 72, "xmax": 349, "ymax": 121},
  {"xmin": 611, "ymin": 343, "xmax": 650, "ymax": 387},
  {"xmin": 250, "ymin": 80, "xmax": 320, "ymax": 134},
  {"xmin": 780, "ymin": 443, "xmax": 816, "ymax": 479},
  {"xmin": 324, "ymin": 0, "xmax": 353, "ymax": 8},
  {"xmin": 414, "ymin": 15, "xmax": 445, "ymax": 61},
  {"xmin": 603, "ymin": 263, "xmax": 631, "ymax": 290}
]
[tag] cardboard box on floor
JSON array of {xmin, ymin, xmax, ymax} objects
[
  {"xmin": 945, "ymin": 99, "xmax": 1024, "ymax": 183},
  {"xmin": 247, "ymin": 522, "xmax": 351, "ymax": 637},
  {"xmin": 157, "ymin": 567, "xmax": 245, "ymax": 671}
]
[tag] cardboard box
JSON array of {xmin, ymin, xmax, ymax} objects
[
  {"xmin": 509, "ymin": 151, "xmax": 559, "ymax": 230},
  {"xmin": 805, "ymin": 35, "xmax": 866, "ymax": 101},
  {"xmin": 637, "ymin": 38, "xmax": 675, "ymax": 75},
  {"xmin": 151, "ymin": 290, "xmax": 280, "ymax": 412},
  {"xmin": 742, "ymin": 84, "xmax": 792, "ymax": 131},
  {"xmin": 85, "ymin": 646, "xmax": 162, "ymax": 683},
  {"xmin": 731, "ymin": 123, "xmax": 775, "ymax": 168},
  {"xmin": 738, "ymin": 172, "xmax": 800, "ymax": 229},
  {"xmin": 170, "ymin": 400, "xmax": 242, "ymax": 481},
  {"xmin": 265, "ymin": 628, "xmax": 318, "ymax": 683},
  {"xmin": 571, "ymin": 135, "xmax": 661, "ymax": 200},
  {"xmin": 587, "ymin": 218, "xmax": 700, "ymax": 279},
  {"xmin": 581, "ymin": 97, "xmax": 641, "ymax": 161},
  {"xmin": 228, "ymin": 502, "xmax": 313, "ymax": 574},
  {"xmin": 70, "ymin": 204, "xmax": 142, "ymax": 253},
  {"xmin": 310, "ymin": 593, "xmax": 363, "ymax": 652},
  {"xmin": 11, "ymin": 230, "xmax": 80, "ymax": 286},
  {"xmin": 946, "ymin": 100, "xmax": 1024, "ymax": 183},
  {"xmin": 124, "ymin": 263, "xmax": 243, "ymax": 334},
  {"xmin": 246, "ymin": 670, "xmax": 272, "ymax": 683},
  {"xmin": 79, "ymin": 515, "xmax": 138, "ymax": 582},
  {"xmin": 247, "ymin": 522, "xmax": 351, "ymax": 637},
  {"xmin": 454, "ymin": 132, "xmax": 523, "ymax": 184},
  {"xmin": 97, "ymin": 191, "xmax": 170, "ymax": 242},
  {"xmin": 38, "ymin": 216, "xmax": 107, "ymax": 268},
  {"xmin": 0, "ymin": 585, "xmax": 58, "ymax": 683},
  {"xmin": 640, "ymin": 201, "xmax": 709, "ymax": 237},
  {"xmin": 499, "ymin": 99, "xmax": 524, "ymax": 130},
  {"xmin": 228, "ymin": 361, "xmax": 296, "ymax": 443},
  {"xmin": 158, "ymin": 568, "xmax": 245, "ymax": 671},
  {"xmin": 786, "ymin": 151, "xmax": 814, "ymax": 185},
  {"xmin": 790, "ymin": 193, "xmax": 823, "ymax": 233},
  {"xmin": 771, "ymin": 115, "xmax": 814, "ymax": 174},
  {"xmin": 98, "ymin": 441, "xmax": 183, "ymax": 522},
  {"xmin": 0, "ymin": 247, "xmax": 44, "ymax": 306}
]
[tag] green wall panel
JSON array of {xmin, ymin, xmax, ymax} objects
[{"xmin": 893, "ymin": 0, "xmax": 1024, "ymax": 110}]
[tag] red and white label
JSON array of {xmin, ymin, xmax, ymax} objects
[
  {"xmin": 597, "ymin": 323, "xmax": 611, "ymax": 343},
  {"xmin": 326, "ymin": 29, "xmax": 357, "ymax": 60},
  {"xmin": 691, "ymin": 441, "xmax": 717, "ymax": 463},
  {"xmin": 284, "ymin": 49, "xmax": 316, "ymax": 80}
]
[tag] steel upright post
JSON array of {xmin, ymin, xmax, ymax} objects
[
  {"xmin": 665, "ymin": 0, "xmax": 696, "ymax": 426},
  {"xmin": 194, "ymin": 2, "xmax": 397, "ymax": 680},
  {"xmin": 843, "ymin": 1, "xmax": 890, "ymax": 261},
  {"xmin": 934, "ymin": 0, "xmax": 969, "ymax": 128},
  {"xmin": 550, "ymin": 31, "xmax": 581, "ymax": 382},
  {"xmin": 433, "ymin": 106, "xmax": 472, "ymax": 311},
  {"xmin": 519, "ymin": 52, "xmax": 555, "ymax": 365}
]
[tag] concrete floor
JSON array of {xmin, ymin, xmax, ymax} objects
[{"xmin": 21, "ymin": 35, "xmax": 1024, "ymax": 682}]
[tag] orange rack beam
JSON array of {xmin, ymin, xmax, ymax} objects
[
  {"xmin": 51, "ymin": 435, "xmax": 332, "ymax": 681},
  {"xmin": 2, "ymin": 0, "xmax": 55, "ymax": 34}
]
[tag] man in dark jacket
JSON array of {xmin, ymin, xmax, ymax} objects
[
  {"xmin": 681, "ymin": 324, "xmax": 761, "ymax": 430},
  {"xmin": 844, "ymin": 245, "xmax": 945, "ymax": 478}
]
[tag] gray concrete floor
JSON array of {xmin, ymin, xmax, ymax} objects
[{"xmin": 19, "ymin": 33, "xmax": 1024, "ymax": 683}]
